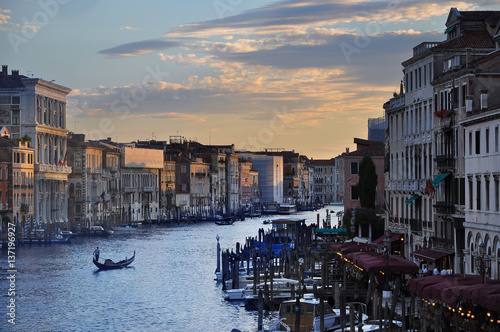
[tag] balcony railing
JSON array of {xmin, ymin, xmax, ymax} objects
[
  {"xmin": 431, "ymin": 236, "xmax": 454, "ymax": 247},
  {"xmin": 35, "ymin": 164, "xmax": 72, "ymax": 174},
  {"xmin": 435, "ymin": 155, "xmax": 455, "ymax": 171},
  {"xmin": 434, "ymin": 201, "xmax": 455, "ymax": 215}
]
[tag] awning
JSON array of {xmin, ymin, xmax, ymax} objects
[
  {"xmin": 444, "ymin": 25, "xmax": 456, "ymax": 34},
  {"xmin": 315, "ymin": 228, "xmax": 346, "ymax": 235},
  {"xmin": 347, "ymin": 251, "xmax": 418, "ymax": 274},
  {"xmin": 371, "ymin": 232, "xmax": 403, "ymax": 245},
  {"xmin": 411, "ymin": 247, "xmax": 451, "ymax": 262},
  {"xmin": 432, "ymin": 172, "xmax": 450, "ymax": 188},
  {"xmin": 409, "ymin": 274, "xmax": 500, "ymax": 312},
  {"xmin": 405, "ymin": 195, "xmax": 421, "ymax": 204}
]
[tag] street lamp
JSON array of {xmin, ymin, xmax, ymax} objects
[
  {"xmin": 350, "ymin": 216, "xmax": 356, "ymax": 238},
  {"xmin": 383, "ymin": 228, "xmax": 392, "ymax": 291},
  {"xmin": 475, "ymin": 242, "xmax": 491, "ymax": 284}
]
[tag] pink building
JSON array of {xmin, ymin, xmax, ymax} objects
[{"xmin": 342, "ymin": 138, "xmax": 385, "ymax": 213}]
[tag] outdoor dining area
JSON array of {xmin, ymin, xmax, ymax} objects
[{"xmin": 329, "ymin": 231, "xmax": 500, "ymax": 332}]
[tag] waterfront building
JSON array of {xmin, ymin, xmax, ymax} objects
[
  {"xmin": 308, "ymin": 158, "xmax": 335, "ymax": 205},
  {"xmin": 226, "ymin": 153, "xmax": 240, "ymax": 214},
  {"xmin": 368, "ymin": 116, "xmax": 387, "ymax": 142},
  {"xmin": 249, "ymin": 167, "xmax": 260, "ymax": 208},
  {"xmin": 385, "ymin": 8, "xmax": 500, "ymax": 273},
  {"xmin": 0, "ymin": 136, "xmax": 34, "ymax": 230},
  {"xmin": 67, "ymin": 134, "xmax": 106, "ymax": 228},
  {"xmin": 334, "ymin": 149, "xmax": 346, "ymax": 204},
  {"xmin": 121, "ymin": 146, "xmax": 162, "ymax": 222},
  {"xmin": 239, "ymin": 158, "xmax": 253, "ymax": 210},
  {"xmin": 99, "ymin": 141, "xmax": 122, "ymax": 226},
  {"xmin": 459, "ymin": 50, "xmax": 500, "ymax": 279},
  {"xmin": 175, "ymin": 157, "xmax": 211, "ymax": 217},
  {"xmin": 0, "ymin": 65, "xmax": 72, "ymax": 225},
  {"xmin": 342, "ymin": 138, "xmax": 385, "ymax": 214},
  {"xmin": 238, "ymin": 152, "xmax": 283, "ymax": 204},
  {"xmin": 161, "ymin": 158, "xmax": 176, "ymax": 221}
]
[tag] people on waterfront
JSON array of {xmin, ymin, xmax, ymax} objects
[
  {"xmin": 94, "ymin": 247, "xmax": 100, "ymax": 261},
  {"xmin": 423, "ymin": 266, "xmax": 428, "ymax": 275},
  {"xmin": 433, "ymin": 267, "xmax": 439, "ymax": 275},
  {"xmin": 441, "ymin": 268, "xmax": 448, "ymax": 275}
]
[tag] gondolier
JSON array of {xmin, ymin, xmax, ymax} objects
[{"xmin": 94, "ymin": 247, "xmax": 100, "ymax": 261}]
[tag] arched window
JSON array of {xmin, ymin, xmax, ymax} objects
[{"xmin": 74, "ymin": 153, "xmax": 81, "ymax": 168}]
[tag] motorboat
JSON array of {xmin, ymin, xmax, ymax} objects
[
  {"xmin": 112, "ymin": 224, "xmax": 138, "ymax": 231},
  {"xmin": 81, "ymin": 225, "xmax": 114, "ymax": 236},
  {"xmin": 225, "ymin": 278, "xmax": 298, "ymax": 301},
  {"xmin": 269, "ymin": 294, "xmax": 368, "ymax": 332}
]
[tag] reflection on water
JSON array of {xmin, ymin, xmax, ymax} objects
[{"xmin": 0, "ymin": 206, "xmax": 342, "ymax": 331}]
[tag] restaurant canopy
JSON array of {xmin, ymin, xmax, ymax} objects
[
  {"xmin": 408, "ymin": 274, "xmax": 500, "ymax": 312},
  {"xmin": 371, "ymin": 232, "xmax": 403, "ymax": 245},
  {"xmin": 411, "ymin": 247, "xmax": 451, "ymax": 263},
  {"xmin": 346, "ymin": 251, "xmax": 419, "ymax": 274}
]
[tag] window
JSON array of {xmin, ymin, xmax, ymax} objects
[
  {"xmin": 74, "ymin": 153, "xmax": 81, "ymax": 168},
  {"xmin": 460, "ymin": 84, "xmax": 466, "ymax": 107},
  {"xmin": 495, "ymin": 178, "xmax": 499, "ymax": 212},
  {"xmin": 477, "ymin": 177, "xmax": 481, "ymax": 210},
  {"xmin": 418, "ymin": 67, "xmax": 422, "ymax": 88},
  {"xmin": 469, "ymin": 131, "xmax": 473, "ymax": 155},
  {"xmin": 486, "ymin": 177, "xmax": 490, "ymax": 211},
  {"xmin": 351, "ymin": 185, "xmax": 359, "ymax": 200},
  {"xmin": 495, "ymin": 127, "xmax": 499, "ymax": 153},
  {"xmin": 12, "ymin": 110, "xmax": 20, "ymax": 125},
  {"xmin": 76, "ymin": 183, "xmax": 82, "ymax": 198},
  {"xmin": 12, "ymin": 96, "xmax": 20, "ymax": 104},
  {"xmin": 469, "ymin": 177, "xmax": 473, "ymax": 209},
  {"xmin": 350, "ymin": 162, "xmax": 358, "ymax": 175},
  {"xmin": 475, "ymin": 130, "xmax": 481, "ymax": 154},
  {"xmin": 486, "ymin": 128, "xmax": 490, "ymax": 154},
  {"xmin": 424, "ymin": 65, "xmax": 427, "ymax": 85}
]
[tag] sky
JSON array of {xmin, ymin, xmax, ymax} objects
[{"xmin": 1, "ymin": 0, "xmax": 500, "ymax": 159}]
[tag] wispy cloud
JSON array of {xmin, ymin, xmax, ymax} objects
[
  {"xmin": 120, "ymin": 26, "xmax": 139, "ymax": 31},
  {"xmin": 98, "ymin": 39, "xmax": 180, "ymax": 58},
  {"xmin": 165, "ymin": 0, "xmax": 472, "ymax": 38}
]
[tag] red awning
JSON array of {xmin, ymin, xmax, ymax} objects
[
  {"xmin": 408, "ymin": 274, "xmax": 500, "ymax": 312},
  {"xmin": 411, "ymin": 247, "xmax": 451, "ymax": 262},
  {"xmin": 371, "ymin": 232, "xmax": 403, "ymax": 245},
  {"xmin": 346, "ymin": 251, "xmax": 418, "ymax": 274}
]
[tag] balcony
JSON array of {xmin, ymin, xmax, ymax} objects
[
  {"xmin": 435, "ymin": 155, "xmax": 455, "ymax": 171},
  {"xmin": 35, "ymin": 164, "xmax": 72, "ymax": 174},
  {"xmin": 434, "ymin": 201, "xmax": 455, "ymax": 215},
  {"xmin": 431, "ymin": 236, "xmax": 454, "ymax": 248}
]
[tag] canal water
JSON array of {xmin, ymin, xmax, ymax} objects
[{"xmin": 1, "ymin": 205, "xmax": 343, "ymax": 332}]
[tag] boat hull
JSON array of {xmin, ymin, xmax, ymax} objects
[{"xmin": 93, "ymin": 251, "xmax": 135, "ymax": 270}]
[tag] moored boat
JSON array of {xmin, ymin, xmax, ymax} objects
[
  {"xmin": 278, "ymin": 204, "xmax": 297, "ymax": 215},
  {"xmin": 214, "ymin": 215, "xmax": 235, "ymax": 225},
  {"xmin": 268, "ymin": 294, "xmax": 368, "ymax": 332},
  {"xmin": 93, "ymin": 251, "xmax": 135, "ymax": 270}
]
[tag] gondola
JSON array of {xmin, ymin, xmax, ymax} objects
[{"xmin": 93, "ymin": 251, "xmax": 135, "ymax": 270}]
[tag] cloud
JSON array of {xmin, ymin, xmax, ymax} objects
[
  {"xmin": 98, "ymin": 39, "xmax": 180, "ymax": 58},
  {"xmin": 165, "ymin": 0, "xmax": 473, "ymax": 38},
  {"xmin": 120, "ymin": 26, "xmax": 139, "ymax": 31}
]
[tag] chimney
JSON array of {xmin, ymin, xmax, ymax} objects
[
  {"xmin": 12, "ymin": 70, "xmax": 19, "ymax": 77},
  {"xmin": 481, "ymin": 89, "xmax": 488, "ymax": 110},
  {"xmin": 2, "ymin": 65, "xmax": 7, "ymax": 77},
  {"xmin": 346, "ymin": 147, "xmax": 349, "ymax": 153},
  {"xmin": 466, "ymin": 48, "xmax": 471, "ymax": 68}
]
